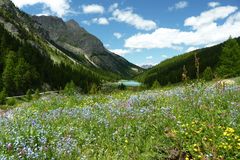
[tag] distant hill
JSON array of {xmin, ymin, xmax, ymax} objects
[
  {"xmin": 136, "ymin": 37, "xmax": 240, "ymax": 87},
  {"xmin": 141, "ymin": 65, "xmax": 153, "ymax": 69}
]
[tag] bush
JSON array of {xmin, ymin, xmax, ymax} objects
[
  {"xmin": 89, "ymin": 83, "xmax": 98, "ymax": 94},
  {"xmin": 118, "ymin": 83, "xmax": 126, "ymax": 90},
  {"xmin": 0, "ymin": 89, "xmax": 7, "ymax": 105},
  {"xmin": 203, "ymin": 67, "xmax": 214, "ymax": 81},
  {"xmin": 64, "ymin": 81, "xmax": 77, "ymax": 95},
  {"xmin": 26, "ymin": 89, "xmax": 32, "ymax": 101},
  {"xmin": 151, "ymin": 80, "xmax": 161, "ymax": 89},
  {"xmin": 34, "ymin": 89, "xmax": 40, "ymax": 99},
  {"xmin": 6, "ymin": 98, "xmax": 16, "ymax": 106}
]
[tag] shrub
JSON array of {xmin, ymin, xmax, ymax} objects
[
  {"xmin": 118, "ymin": 83, "xmax": 126, "ymax": 90},
  {"xmin": 26, "ymin": 89, "xmax": 32, "ymax": 101},
  {"xmin": 6, "ymin": 98, "xmax": 16, "ymax": 106},
  {"xmin": 151, "ymin": 80, "xmax": 161, "ymax": 89},
  {"xmin": 203, "ymin": 67, "xmax": 214, "ymax": 81},
  {"xmin": 64, "ymin": 81, "xmax": 77, "ymax": 95},
  {"xmin": 90, "ymin": 83, "xmax": 98, "ymax": 94},
  {"xmin": 34, "ymin": 89, "xmax": 40, "ymax": 99},
  {"xmin": 0, "ymin": 89, "xmax": 7, "ymax": 105}
]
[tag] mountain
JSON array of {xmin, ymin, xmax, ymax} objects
[
  {"xmin": 0, "ymin": 0, "xmax": 143, "ymax": 95},
  {"xmin": 32, "ymin": 16, "xmax": 142, "ymax": 77},
  {"xmin": 141, "ymin": 65, "xmax": 153, "ymax": 69},
  {"xmin": 136, "ymin": 37, "xmax": 240, "ymax": 87},
  {"xmin": 0, "ymin": 0, "xmax": 108, "ymax": 95}
]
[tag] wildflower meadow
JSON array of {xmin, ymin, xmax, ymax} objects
[{"xmin": 0, "ymin": 81, "xmax": 239, "ymax": 159}]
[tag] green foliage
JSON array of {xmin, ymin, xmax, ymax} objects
[
  {"xmin": 64, "ymin": 81, "xmax": 77, "ymax": 95},
  {"xmin": 14, "ymin": 58, "xmax": 39, "ymax": 93},
  {"xmin": 89, "ymin": 83, "xmax": 98, "ymax": 94},
  {"xmin": 0, "ymin": 24, "xmax": 101, "ymax": 96},
  {"xmin": 203, "ymin": 67, "xmax": 214, "ymax": 81},
  {"xmin": 33, "ymin": 89, "xmax": 40, "ymax": 99},
  {"xmin": 26, "ymin": 89, "xmax": 32, "ymax": 101},
  {"xmin": 0, "ymin": 89, "xmax": 7, "ymax": 105},
  {"xmin": 137, "ymin": 38, "xmax": 240, "ymax": 87},
  {"xmin": 216, "ymin": 38, "xmax": 240, "ymax": 77},
  {"xmin": 6, "ymin": 98, "xmax": 16, "ymax": 106},
  {"xmin": 151, "ymin": 80, "xmax": 161, "ymax": 89},
  {"xmin": 236, "ymin": 77, "xmax": 240, "ymax": 85},
  {"xmin": 2, "ymin": 51, "xmax": 16, "ymax": 94},
  {"xmin": 118, "ymin": 83, "xmax": 126, "ymax": 90}
]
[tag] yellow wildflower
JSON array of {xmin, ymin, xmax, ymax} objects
[{"xmin": 226, "ymin": 127, "xmax": 235, "ymax": 133}]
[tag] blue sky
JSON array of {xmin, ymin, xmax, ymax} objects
[{"xmin": 11, "ymin": 0, "xmax": 240, "ymax": 66}]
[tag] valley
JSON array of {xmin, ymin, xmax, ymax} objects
[{"xmin": 0, "ymin": 0, "xmax": 240, "ymax": 159}]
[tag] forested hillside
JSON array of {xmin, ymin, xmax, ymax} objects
[
  {"xmin": 136, "ymin": 37, "xmax": 240, "ymax": 87},
  {"xmin": 0, "ymin": 24, "xmax": 101, "ymax": 96}
]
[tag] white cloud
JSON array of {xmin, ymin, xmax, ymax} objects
[
  {"xmin": 112, "ymin": 8, "xmax": 157, "ymax": 31},
  {"xmin": 125, "ymin": 6, "xmax": 240, "ymax": 50},
  {"xmin": 83, "ymin": 17, "xmax": 109, "ymax": 25},
  {"xmin": 11, "ymin": 0, "xmax": 71, "ymax": 17},
  {"xmin": 186, "ymin": 47, "xmax": 199, "ymax": 52},
  {"xmin": 205, "ymin": 43, "xmax": 218, "ymax": 48},
  {"xmin": 169, "ymin": 1, "xmax": 188, "ymax": 11},
  {"xmin": 36, "ymin": 12, "xmax": 50, "ymax": 16},
  {"xmin": 92, "ymin": 17, "xmax": 109, "ymax": 25},
  {"xmin": 82, "ymin": 20, "xmax": 91, "ymax": 25},
  {"xmin": 208, "ymin": 2, "xmax": 220, "ymax": 8},
  {"xmin": 108, "ymin": 3, "xmax": 118, "ymax": 12},
  {"xmin": 82, "ymin": 4, "xmax": 104, "ymax": 14},
  {"xmin": 161, "ymin": 55, "xmax": 169, "ymax": 58},
  {"xmin": 113, "ymin": 32, "xmax": 122, "ymax": 39},
  {"xmin": 185, "ymin": 6, "xmax": 237, "ymax": 30},
  {"xmin": 104, "ymin": 44, "xmax": 110, "ymax": 48},
  {"xmin": 146, "ymin": 56, "xmax": 153, "ymax": 60},
  {"xmin": 110, "ymin": 49, "xmax": 131, "ymax": 55},
  {"xmin": 109, "ymin": 48, "xmax": 142, "ymax": 55}
]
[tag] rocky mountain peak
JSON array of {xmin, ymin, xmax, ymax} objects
[{"xmin": 66, "ymin": 19, "xmax": 79, "ymax": 27}]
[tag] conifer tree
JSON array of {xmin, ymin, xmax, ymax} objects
[
  {"xmin": 203, "ymin": 67, "xmax": 214, "ymax": 81},
  {"xmin": 151, "ymin": 80, "xmax": 161, "ymax": 89},
  {"xmin": 217, "ymin": 38, "xmax": 240, "ymax": 77},
  {"xmin": 2, "ymin": 51, "xmax": 16, "ymax": 95}
]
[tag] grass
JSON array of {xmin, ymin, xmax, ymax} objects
[{"xmin": 0, "ymin": 80, "xmax": 239, "ymax": 159}]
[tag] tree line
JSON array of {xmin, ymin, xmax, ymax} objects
[
  {"xmin": 0, "ymin": 24, "xmax": 101, "ymax": 96},
  {"xmin": 137, "ymin": 37, "xmax": 240, "ymax": 87}
]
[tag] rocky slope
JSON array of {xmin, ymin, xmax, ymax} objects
[
  {"xmin": 0, "ymin": 0, "xmax": 142, "ymax": 78},
  {"xmin": 32, "ymin": 16, "xmax": 142, "ymax": 77}
]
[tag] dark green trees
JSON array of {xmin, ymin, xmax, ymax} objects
[
  {"xmin": 203, "ymin": 67, "xmax": 214, "ymax": 81},
  {"xmin": 2, "ymin": 51, "xmax": 39, "ymax": 95},
  {"xmin": 2, "ymin": 51, "xmax": 16, "ymax": 94},
  {"xmin": 217, "ymin": 38, "xmax": 240, "ymax": 77},
  {"xmin": 14, "ymin": 58, "xmax": 39, "ymax": 93},
  {"xmin": 0, "ymin": 23, "xmax": 101, "ymax": 96},
  {"xmin": 118, "ymin": 83, "xmax": 126, "ymax": 90},
  {"xmin": 0, "ymin": 89, "xmax": 7, "ymax": 105},
  {"xmin": 137, "ymin": 37, "xmax": 240, "ymax": 87}
]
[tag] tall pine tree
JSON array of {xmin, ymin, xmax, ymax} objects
[
  {"xmin": 217, "ymin": 38, "xmax": 240, "ymax": 77},
  {"xmin": 2, "ymin": 51, "xmax": 16, "ymax": 95}
]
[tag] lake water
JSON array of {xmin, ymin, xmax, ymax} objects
[{"xmin": 117, "ymin": 80, "xmax": 142, "ymax": 87}]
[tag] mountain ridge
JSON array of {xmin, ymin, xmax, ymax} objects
[{"xmin": 32, "ymin": 15, "xmax": 142, "ymax": 77}]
